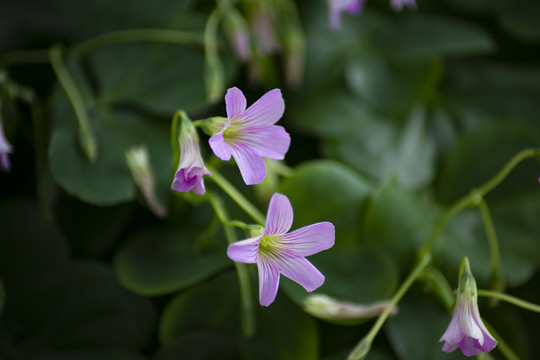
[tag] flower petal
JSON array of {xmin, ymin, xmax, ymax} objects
[
  {"xmin": 281, "ymin": 222, "xmax": 335, "ymax": 256},
  {"xmin": 236, "ymin": 125, "xmax": 290, "ymax": 159},
  {"xmin": 273, "ymin": 251, "xmax": 325, "ymax": 292},
  {"xmin": 258, "ymin": 257, "xmax": 280, "ymax": 306},
  {"xmin": 209, "ymin": 132, "xmax": 232, "ymax": 161},
  {"xmin": 225, "ymin": 87, "xmax": 247, "ymax": 120},
  {"xmin": 227, "ymin": 237, "xmax": 260, "ymax": 264},
  {"xmin": 237, "ymin": 89, "xmax": 284, "ymax": 126},
  {"xmin": 264, "ymin": 193, "xmax": 293, "ymax": 235},
  {"xmin": 440, "ymin": 313, "xmax": 464, "ymax": 348},
  {"xmin": 230, "ymin": 143, "xmax": 267, "ymax": 185}
]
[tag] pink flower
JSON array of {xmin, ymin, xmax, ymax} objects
[
  {"xmin": 440, "ymin": 259, "xmax": 497, "ymax": 356},
  {"xmin": 227, "ymin": 193, "xmax": 335, "ymax": 306},
  {"xmin": 209, "ymin": 87, "xmax": 290, "ymax": 185},
  {"xmin": 0, "ymin": 117, "xmax": 13, "ymax": 172},
  {"xmin": 171, "ymin": 116, "xmax": 211, "ymax": 195},
  {"xmin": 327, "ymin": 0, "xmax": 366, "ymax": 29}
]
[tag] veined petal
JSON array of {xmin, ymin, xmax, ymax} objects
[
  {"xmin": 225, "ymin": 87, "xmax": 247, "ymax": 120},
  {"xmin": 273, "ymin": 250, "xmax": 325, "ymax": 292},
  {"xmin": 209, "ymin": 132, "xmax": 232, "ymax": 161},
  {"xmin": 281, "ymin": 222, "xmax": 335, "ymax": 256},
  {"xmin": 237, "ymin": 89, "xmax": 284, "ymax": 126},
  {"xmin": 458, "ymin": 300, "xmax": 483, "ymax": 342},
  {"xmin": 227, "ymin": 237, "xmax": 261, "ymax": 264},
  {"xmin": 236, "ymin": 125, "xmax": 290, "ymax": 159},
  {"xmin": 230, "ymin": 143, "xmax": 266, "ymax": 185},
  {"xmin": 258, "ymin": 257, "xmax": 280, "ymax": 306},
  {"xmin": 264, "ymin": 193, "xmax": 294, "ymax": 235},
  {"xmin": 440, "ymin": 313, "xmax": 464, "ymax": 347}
]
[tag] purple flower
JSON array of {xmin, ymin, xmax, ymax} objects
[
  {"xmin": 227, "ymin": 193, "xmax": 335, "ymax": 306},
  {"xmin": 440, "ymin": 260, "xmax": 497, "ymax": 357},
  {"xmin": 209, "ymin": 87, "xmax": 290, "ymax": 185},
  {"xmin": 171, "ymin": 116, "xmax": 211, "ymax": 195},
  {"xmin": 390, "ymin": 0, "xmax": 416, "ymax": 11},
  {"xmin": 327, "ymin": 0, "xmax": 366, "ymax": 29},
  {"xmin": 0, "ymin": 117, "xmax": 13, "ymax": 172}
]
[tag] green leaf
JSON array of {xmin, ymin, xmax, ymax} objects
[
  {"xmin": 49, "ymin": 106, "xmax": 171, "ymax": 206},
  {"xmin": 372, "ymin": 14, "xmax": 494, "ymax": 59},
  {"xmin": 55, "ymin": 196, "xmax": 136, "ymax": 258},
  {"xmin": 159, "ymin": 272, "xmax": 319, "ymax": 360},
  {"xmin": 363, "ymin": 179, "xmax": 440, "ymax": 269},
  {"xmin": 490, "ymin": 189, "xmax": 540, "ymax": 286},
  {"xmin": 386, "ymin": 299, "xmax": 464, "ymax": 360},
  {"xmin": 436, "ymin": 122, "xmax": 540, "ymax": 204},
  {"xmin": 90, "ymin": 42, "xmax": 212, "ymax": 115},
  {"xmin": 497, "ymin": 0, "xmax": 540, "ymax": 43},
  {"xmin": 444, "ymin": 62, "xmax": 540, "ymax": 125},
  {"xmin": 279, "ymin": 160, "xmax": 372, "ymax": 247},
  {"xmin": 281, "ymin": 244, "xmax": 399, "ymax": 324},
  {"xmin": 0, "ymin": 198, "xmax": 69, "ymax": 301},
  {"xmin": 2, "ymin": 262, "xmax": 155, "ymax": 353},
  {"xmin": 153, "ymin": 332, "xmax": 240, "ymax": 360},
  {"xmin": 324, "ymin": 107, "xmax": 436, "ymax": 189},
  {"xmin": 346, "ymin": 55, "xmax": 441, "ymax": 115},
  {"xmin": 114, "ymin": 225, "xmax": 230, "ymax": 296}
]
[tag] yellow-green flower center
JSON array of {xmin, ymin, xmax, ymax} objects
[
  {"xmin": 259, "ymin": 235, "xmax": 281, "ymax": 253},
  {"xmin": 223, "ymin": 121, "xmax": 242, "ymax": 143}
]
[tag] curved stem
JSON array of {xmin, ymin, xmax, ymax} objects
[
  {"xmin": 204, "ymin": 7, "xmax": 225, "ymax": 103},
  {"xmin": 208, "ymin": 193, "xmax": 255, "ymax": 337},
  {"xmin": 420, "ymin": 147, "xmax": 539, "ymax": 257},
  {"xmin": 477, "ymin": 198, "xmax": 504, "ymax": 293},
  {"xmin": 348, "ymin": 253, "xmax": 432, "ymax": 360},
  {"xmin": 478, "ymin": 290, "xmax": 540, "ymax": 314},
  {"xmin": 349, "ymin": 147, "xmax": 539, "ymax": 360},
  {"xmin": 73, "ymin": 29, "xmax": 204, "ymax": 56},
  {"xmin": 207, "ymin": 165, "xmax": 266, "ymax": 225},
  {"xmin": 49, "ymin": 44, "xmax": 97, "ymax": 162}
]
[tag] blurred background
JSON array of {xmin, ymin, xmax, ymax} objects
[{"xmin": 1, "ymin": 0, "xmax": 540, "ymax": 359}]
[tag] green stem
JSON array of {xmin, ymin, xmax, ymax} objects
[
  {"xmin": 73, "ymin": 28, "xmax": 204, "ymax": 56},
  {"xmin": 477, "ymin": 198, "xmax": 505, "ymax": 293},
  {"xmin": 49, "ymin": 44, "xmax": 97, "ymax": 162},
  {"xmin": 204, "ymin": 6, "xmax": 226, "ymax": 103},
  {"xmin": 208, "ymin": 193, "xmax": 255, "ymax": 337},
  {"xmin": 207, "ymin": 165, "xmax": 266, "ymax": 225},
  {"xmin": 420, "ymin": 147, "xmax": 539, "ymax": 257},
  {"xmin": 349, "ymin": 147, "xmax": 540, "ymax": 360},
  {"xmin": 478, "ymin": 290, "xmax": 540, "ymax": 314},
  {"xmin": 421, "ymin": 267, "xmax": 455, "ymax": 311},
  {"xmin": 348, "ymin": 253, "xmax": 432, "ymax": 360}
]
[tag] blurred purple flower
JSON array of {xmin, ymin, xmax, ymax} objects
[
  {"xmin": 440, "ymin": 260, "xmax": 497, "ymax": 357},
  {"xmin": 0, "ymin": 117, "xmax": 13, "ymax": 172},
  {"xmin": 171, "ymin": 116, "xmax": 211, "ymax": 195},
  {"xmin": 251, "ymin": 6, "xmax": 280, "ymax": 54},
  {"xmin": 209, "ymin": 87, "xmax": 290, "ymax": 185},
  {"xmin": 391, "ymin": 0, "xmax": 416, "ymax": 11},
  {"xmin": 327, "ymin": 0, "xmax": 365, "ymax": 29},
  {"xmin": 227, "ymin": 193, "xmax": 335, "ymax": 306}
]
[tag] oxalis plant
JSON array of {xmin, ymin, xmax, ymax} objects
[{"xmin": 1, "ymin": 0, "xmax": 540, "ymax": 359}]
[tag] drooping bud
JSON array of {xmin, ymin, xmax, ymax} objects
[
  {"xmin": 171, "ymin": 115, "xmax": 211, "ymax": 195},
  {"xmin": 126, "ymin": 146, "xmax": 167, "ymax": 218},
  {"xmin": 439, "ymin": 257, "xmax": 497, "ymax": 356}
]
